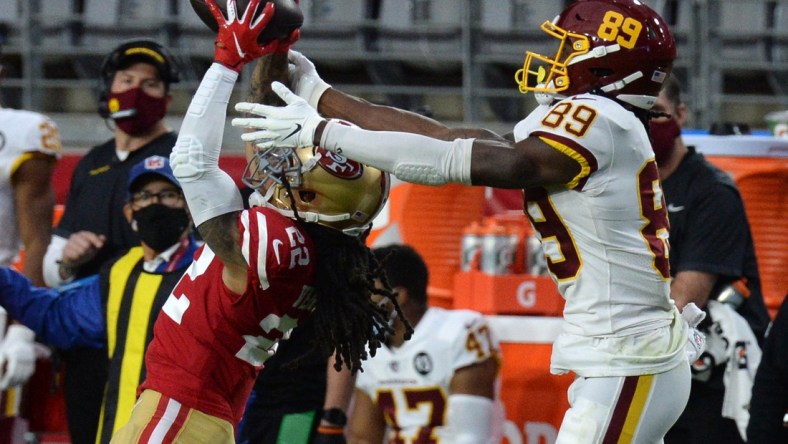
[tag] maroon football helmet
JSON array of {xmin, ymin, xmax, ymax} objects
[{"xmin": 515, "ymin": 0, "xmax": 676, "ymax": 109}]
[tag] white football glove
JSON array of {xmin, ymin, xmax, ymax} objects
[
  {"xmin": 288, "ymin": 50, "xmax": 331, "ymax": 109},
  {"xmin": 681, "ymin": 302, "xmax": 707, "ymax": 364},
  {"xmin": 0, "ymin": 324, "xmax": 37, "ymax": 390},
  {"xmin": 232, "ymin": 81, "xmax": 325, "ymax": 150}
]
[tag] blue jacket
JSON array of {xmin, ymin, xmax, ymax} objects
[{"xmin": 0, "ymin": 267, "xmax": 104, "ymax": 349}]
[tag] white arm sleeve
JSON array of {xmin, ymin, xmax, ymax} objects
[
  {"xmin": 170, "ymin": 63, "xmax": 244, "ymax": 227},
  {"xmin": 319, "ymin": 119, "xmax": 473, "ymax": 185},
  {"xmin": 444, "ymin": 394, "xmax": 495, "ymax": 444},
  {"xmin": 42, "ymin": 234, "xmax": 69, "ymax": 288}
]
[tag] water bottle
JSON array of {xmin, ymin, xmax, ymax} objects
[
  {"xmin": 480, "ymin": 220, "xmax": 516, "ymax": 275},
  {"xmin": 460, "ymin": 222, "xmax": 482, "ymax": 272}
]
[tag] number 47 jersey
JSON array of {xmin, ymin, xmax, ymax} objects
[{"xmin": 355, "ymin": 307, "xmax": 502, "ymax": 442}]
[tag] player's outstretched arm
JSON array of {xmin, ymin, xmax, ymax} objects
[
  {"xmin": 233, "ymin": 82, "xmax": 580, "ymax": 189},
  {"xmin": 285, "ymin": 50, "xmax": 505, "ymax": 143},
  {"xmin": 285, "ymin": 49, "xmax": 503, "ymax": 141},
  {"xmin": 170, "ymin": 0, "xmax": 278, "ymax": 292},
  {"xmin": 318, "ymin": 87, "xmax": 505, "ymax": 142}
]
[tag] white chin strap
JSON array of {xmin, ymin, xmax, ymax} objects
[
  {"xmin": 598, "ymin": 71, "xmax": 657, "ymax": 109},
  {"xmin": 566, "ymin": 43, "xmax": 657, "ymax": 110},
  {"xmin": 571, "ymin": 43, "xmax": 621, "ymax": 64},
  {"xmin": 616, "ymin": 92, "xmax": 658, "ymax": 110}
]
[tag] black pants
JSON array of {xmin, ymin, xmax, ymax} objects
[
  {"xmin": 63, "ymin": 347, "xmax": 108, "ymax": 444},
  {"xmin": 665, "ymin": 371, "xmax": 744, "ymax": 444},
  {"xmin": 237, "ymin": 410, "xmax": 319, "ymax": 444}
]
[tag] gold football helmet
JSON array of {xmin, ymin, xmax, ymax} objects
[{"xmin": 244, "ymin": 144, "xmax": 389, "ymax": 235}]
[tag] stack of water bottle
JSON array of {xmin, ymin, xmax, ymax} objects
[{"xmin": 461, "ymin": 212, "xmax": 548, "ymax": 276}]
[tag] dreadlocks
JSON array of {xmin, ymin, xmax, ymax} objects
[{"xmin": 299, "ymin": 222, "xmax": 413, "ymax": 372}]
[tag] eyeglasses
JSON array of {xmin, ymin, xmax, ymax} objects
[{"xmin": 130, "ymin": 189, "xmax": 183, "ymax": 207}]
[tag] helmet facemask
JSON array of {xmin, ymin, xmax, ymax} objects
[
  {"xmin": 242, "ymin": 145, "xmax": 304, "ymax": 190},
  {"xmin": 515, "ymin": 21, "xmax": 591, "ymax": 97}
]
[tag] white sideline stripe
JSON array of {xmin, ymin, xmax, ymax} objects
[
  {"xmin": 486, "ymin": 315, "xmax": 564, "ymax": 344},
  {"xmin": 148, "ymin": 398, "xmax": 183, "ymax": 444}
]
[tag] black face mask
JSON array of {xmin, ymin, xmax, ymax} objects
[{"xmin": 133, "ymin": 203, "xmax": 190, "ymax": 252}]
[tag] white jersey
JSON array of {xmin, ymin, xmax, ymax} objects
[
  {"xmin": 356, "ymin": 307, "xmax": 501, "ymax": 443},
  {"xmin": 513, "ymin": 94, "xmax": 686, "ymax": 377},
  {"xmin": 0, "ymin": 108, "xmax": 61, "ymax": 266}
]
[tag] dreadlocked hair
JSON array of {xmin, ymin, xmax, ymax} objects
[
  {"xmin": 278, "ymin": 177, "xmax": 413, "ymax": 373},
  {"xmin": 297, "ymin": 222, "xmax": 412, "ymax": 373}
]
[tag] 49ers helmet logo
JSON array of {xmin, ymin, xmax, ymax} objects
[{"xmin": 315, "ymin": 147, "xmax": 363, "ymax": 179}]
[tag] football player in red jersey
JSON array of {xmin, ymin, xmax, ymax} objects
[
  {"xmin": 233, "ymin": 0, "xmax": 711, "ymax": 442},
  {"xmin": 110, "ymin": 1, "xmax": 402, "ymax": 443}
]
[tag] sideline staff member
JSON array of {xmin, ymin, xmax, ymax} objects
[{"xmin": 41, "ymin": 39, "xmax": 181, "ymax": 444}]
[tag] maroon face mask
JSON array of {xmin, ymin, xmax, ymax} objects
[
  {"xmin": 649, "ymin": 118, "xmax": 681, "ymax": 165},
  {"xmin": 106, "ymin": 88, "xmax": 167, "ymax": 135}
]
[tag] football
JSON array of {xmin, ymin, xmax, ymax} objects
[{"xmin": 189, "ymin": 0, "xmax": 303, "ymax": 44}]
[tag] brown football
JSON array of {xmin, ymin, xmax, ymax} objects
[{"xmin": 189, "ymin": 0, "xmax": 303, "ymax": 44}]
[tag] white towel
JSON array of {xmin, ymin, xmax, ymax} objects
[{"xmin": 707, "ymin": 300, "xmax": 762, "ymax": 441}]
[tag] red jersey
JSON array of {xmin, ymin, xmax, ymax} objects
[{"xmin": 140, "ymin": 207, "xmax": 317, "ymax": 424}]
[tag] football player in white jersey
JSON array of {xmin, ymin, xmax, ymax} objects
[
  {"xmin": 0, "ymin": 39, "xmax": 61, "ymax": 432},
  {"xmin": 350, "ymin": 244, "xmax": 502, "ymax": 443},
  {"xmin": 232, "ymin": 0, "xmax": 709, "ymax": 442},
  {"xmin": 0, "ymin": 59, "xmax": 61, "ymax": 286}
]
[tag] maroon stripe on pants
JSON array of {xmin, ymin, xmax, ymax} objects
[{"xmin": 602, "ymin": 376, "xmax": 639, "ymax": 444}]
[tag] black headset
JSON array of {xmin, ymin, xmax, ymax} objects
[{"xmin": 97, "ymin": 39, "xmax": 182, "ymax": 119}]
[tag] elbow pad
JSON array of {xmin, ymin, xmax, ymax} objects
[{"xmin": 171, "ymin": 136, "xmax": 243, "ymax": 227}]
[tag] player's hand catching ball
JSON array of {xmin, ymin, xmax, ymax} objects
[{"xmin": 208, "ymin": 0, "xmax": 275, "ymax": 72}]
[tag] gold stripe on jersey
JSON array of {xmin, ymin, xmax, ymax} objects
[
  {"xmin": 114, "ymin": 272, "xmax": 163, "ymax": 434},
  {"xmin": 106, "ymin": 248, "xmax": 144, "ymax": 356},
  {"xmin": 9, "ymin": 153, "xmax": 35, "ymax": 178},
  {"xmin": 537, "ymin": 135, "xmax": 593, "ymax": 189},
  {"xmin": 619, "ymin": 374, "xmax": 655, "ymax": 443},
  {"xmin": 2, "ymin": 387, "xmax": 18, "ymax": 416}
]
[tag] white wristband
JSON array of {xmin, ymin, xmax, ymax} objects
[
  {"xmin": 288, "ymin": 50, "xmax": 331, "ymax": 109},
  {"xmin": 43, "ymin": 234, "xmax": 69, "ymax": 288},
  {"xmin": 445, "ymin": 394, "xmax": 496, "ymax": 443}
]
